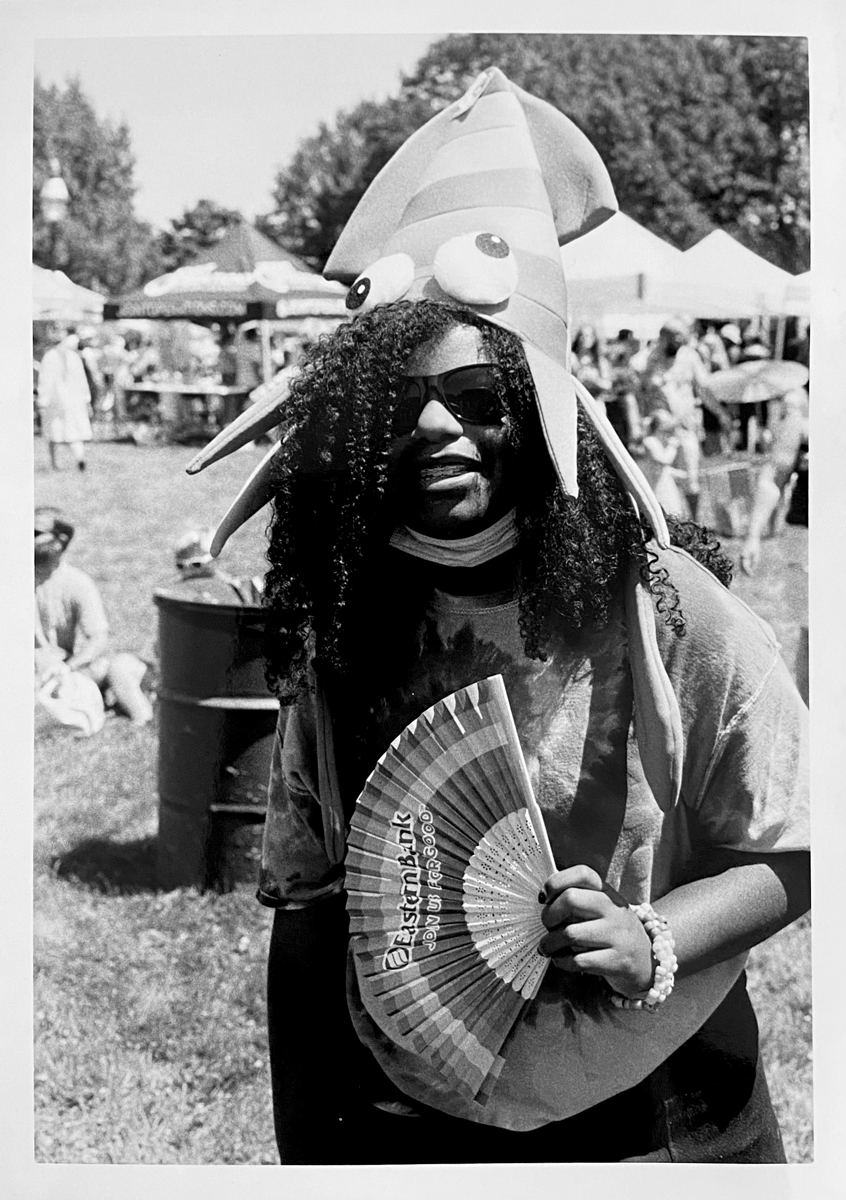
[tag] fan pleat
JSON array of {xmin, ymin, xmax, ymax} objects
[
  {"xmin": 366, "ymin": 939, "xmax": 483, "ymax": 1001},
  {"xmin": 398, "ymin": 731, "xmax": 506, "ymax": 835},
  {"xmin": 346, "ymin": 674, "xmax": 557, "ymax": 1102}
]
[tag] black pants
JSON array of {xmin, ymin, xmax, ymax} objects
[{"xmin": 266, "ymin": 898, "xmax": 786, "ymax": 1164}]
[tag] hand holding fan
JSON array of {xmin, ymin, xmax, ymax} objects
[{"xmin": 345, "ymin": 675, "xmax": 557, "ymax": 1102}]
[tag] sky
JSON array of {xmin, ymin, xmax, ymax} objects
[{"xmin": 34, "ymin": 33, "xmax": 441, "ymax": 229}]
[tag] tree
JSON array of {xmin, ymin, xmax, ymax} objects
[
  {"xmin": 155, "ymin": 199, "xmax": 244, "ymax": 273},
  {"xmin": 258, "ymin": 93, "xmax": 434, "ymax": 272},
  {"xmin": 33, "ymin": 77, "xmax": 162, "ymax": 294},
  {"xmin": 263, "ymin": 34, "xmax": 809, "ymax": 274},
  {"xmin": 726, "ymin": 37, "xmax": 810, "ymax": 272}
]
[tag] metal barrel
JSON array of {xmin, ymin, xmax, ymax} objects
[{"xmin": 154, "ymin": 590, "xmax": 279, "ymax": 891}]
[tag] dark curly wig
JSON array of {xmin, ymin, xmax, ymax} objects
[{"xmin": 262, "ymin": 300, "xmax": 731, "ymax": 707}]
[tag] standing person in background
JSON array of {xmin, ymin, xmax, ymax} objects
[
  {"xmin": 99, "ymin": 333, "xmax": 132, "ymax": 424},
  {"xmin": 235, "ymin": 326, "xmax": 265, "ymax": 393},
  {"xmin": 740, "ymin": 386, "xmax": 808, "ymax": 570},
  {"xmin": 570, "ymin": 324, "xmax": 612, "ymax": 414},
  {"xmin": 693, "ymin": 323, "xmax": 731, "ymax": 455},
  {"xmin": 739, "ymin": 386, "xmax": 809, "ymax": 705},
  {"xmin": 736, "ymin": 327, "xmax": 773, "ymax": 453},
  {"xmin": 639, "ymin": 410, "xmax": 689, "ymax": 518},
  {"xmin": 606, "ymin": 328, "xmax": 644, "ymax": 448},
  {"xmin": 217, "ymin": 322, "xmax": 238, "ymax": 387},
  {"xmin": 694, "ymin": 322, "xmax": 730, "ymax": 374},
  {"xmin": 37, "ymin": 329, "xmax": 93, "ymax": 472},
  {"xmin": 76, "ymin": 329, "xmax": 105, "ymax": 417},
  {"xmin": 638, "ymin": 317, "xmax": 730, "ymax": 520},
  {"xmin": 787, "ymin": 319, "xmax": 810, "ymax": 370}
]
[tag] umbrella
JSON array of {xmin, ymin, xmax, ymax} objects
[
  {"xmin": 33, "ymin": 264, "xmax": 104, "ymax": 322},
  {"xmin": 701, "ymin": 359, "xmax": 809, "ymax": 406},
  {"xmin": 105, "ymin": 221, "xmax": 348, "ymax": 324}
]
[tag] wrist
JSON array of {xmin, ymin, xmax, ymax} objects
[{"xmin": 610, "ymin": 902, "xmax": 678, "ymax": 1012}]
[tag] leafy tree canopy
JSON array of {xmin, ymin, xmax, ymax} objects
[
  {"xmin": 33, "ymin": 77, "xmax": 162, "ymax": 294},
  {"xmin": 155, "ymin": 199, "xmax": 244, "ymax": 273},
  {"xmin": 264, "ymin": 34, "xmax": 808, "ymax": 274}
]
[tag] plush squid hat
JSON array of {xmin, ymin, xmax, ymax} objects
[{"xmin": 189, "ymin": 67, "xmax": 684, "ymax": 810}]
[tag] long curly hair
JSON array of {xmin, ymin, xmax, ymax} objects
[{"xmin": 263, "ymin": 300, "xmax": 730, "ymax": 708}]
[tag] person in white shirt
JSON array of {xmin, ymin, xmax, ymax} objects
[{"xmin": 37, "ymin": 330, "xmax": 93, "ymax": 471}]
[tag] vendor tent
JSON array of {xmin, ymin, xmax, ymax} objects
[
  {"xmin": 33, "ymin": 264, "xmax": 104, "ymax": 322},
  {"xmin": 561, "ymin": 212, "xmax": 683, "ymax": 280},
  {"xmin": 104, "ymin": 221, "xmax": 348, "ymax": 326},
  {"xmin": 681, "ymin": 230, "xmax": 796, "ymax": 315},
  {"xmin": 560, "ymin": 213, "xmax": 760, "ymax": 324}
]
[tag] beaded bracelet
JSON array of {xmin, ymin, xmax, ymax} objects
[{"xmin": 609, "ymin": 901, "xmax": 678, "ymax": 1013}]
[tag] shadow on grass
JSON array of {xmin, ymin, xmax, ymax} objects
[{"xmin": 52, "ymin": 835, "xmax": 159, "ymax": 894}]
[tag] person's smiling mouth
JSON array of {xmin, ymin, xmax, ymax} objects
[{"xmin": 413, "ymin": 455, "xmax": 482, "ymax": 488}]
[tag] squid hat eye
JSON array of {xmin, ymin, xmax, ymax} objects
[
  {"xmin": 345, "ymin": 253, "xmax": 415, "ymax": 315},
  {"xmin": 433, "ymin": 232, "xmax": 518, "ymax": 305}
]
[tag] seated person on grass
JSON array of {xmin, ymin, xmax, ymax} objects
[{"xmin": 34, "ymin": 507, "xmax": 153, "ymax": 727}]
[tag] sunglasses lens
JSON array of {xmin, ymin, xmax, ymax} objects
[
  {"xmin": 443, "ymin": 366, "xmax": 504, "ymax": 424},
  {"xmin": 391, "ymin": 367, "xmax": 504, "ymax": 434}
]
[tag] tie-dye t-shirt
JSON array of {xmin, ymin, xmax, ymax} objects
[
  {"xmin": 259, "ymin": 546, "xmax": 807, "ymax": 908},
  {"xmin": 257, "ymin": 546, "xmax": 808, "ymax": 1127}
]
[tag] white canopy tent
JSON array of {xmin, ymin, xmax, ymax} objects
[
  {"xmin": 33, "ymin": 263, "xmax": 104, "ymax": 323},
  {"xmin": 680, "ymin": 230, "xmax": 796, "ymax": 315},
  {"xmin": 560, "ymin": 214, "xmax": 768, "ymax": 337},
  {"xmin": 561, "ymin": 212, "xmax": 683, "ymax": 280}
]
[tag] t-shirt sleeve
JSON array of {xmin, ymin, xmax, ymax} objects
[
  {"xmin": 257, "ymin": 701, "xmax": 345, "ymax": 908},
  {"xmin": 662, "ymin": 549, "xmax": 810, "ymax": 857},
  {"xmin": 692, "ymin": 650, "xmax": 809, "ymax": 854}
]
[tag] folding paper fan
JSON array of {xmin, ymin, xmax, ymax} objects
[{"xmin": 345, "ymin": 674, "xmax": 557, "ymax": 1103}]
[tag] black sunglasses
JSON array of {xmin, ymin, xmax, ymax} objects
[{"xmin": 392, "ymin": 364, "xmax": 506, "ymax": 435}]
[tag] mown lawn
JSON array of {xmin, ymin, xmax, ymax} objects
[{"xmin": 32, "ymin": 434, "xmax": 812, "ymax": 1163}]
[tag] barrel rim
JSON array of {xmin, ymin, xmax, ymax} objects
[{"xmin": 153, "ymin": 588, "xmax": 265, "ymax": 616}]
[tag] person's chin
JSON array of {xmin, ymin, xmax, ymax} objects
[{"xmin": 407, "ymin": 490, "xmax": 495, "ymax": 537}]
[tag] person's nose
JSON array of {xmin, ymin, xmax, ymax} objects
[{"xmin": 414, "ymin": 390, "xmax": 464, "ymax": 440}]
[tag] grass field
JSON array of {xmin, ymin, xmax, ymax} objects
[{"xmin": 32, "ymin": 434, "xmax": 812, "ymax": 1164}]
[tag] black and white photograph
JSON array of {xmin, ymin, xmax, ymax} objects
[{"xmin": 3, "ymin": 3, "xmax": 845, "ymax": 1197}]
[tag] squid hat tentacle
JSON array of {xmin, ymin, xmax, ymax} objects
[
  {"xmin": 193, "ymin": 66, "xmax": 682, "ymax": 801},
  {"xmin": 208, "ymin": 440, "xmax": 281, "ymax": 558},
  {"xmin": 185, "ymin": 372, "xmax": 292, "ymax": 475}
]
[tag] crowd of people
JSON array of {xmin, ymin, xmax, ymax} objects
[
  {"xmin": 34, "ymin": 321, "xmax": 308, "ymax": 450},
  {"xmin": 34, "ymin": 324, "xmax": 166, "ymax": 454},
  {"xmin": 569, "ymin": 315, "xmax": 810, "ymax": 523}
]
